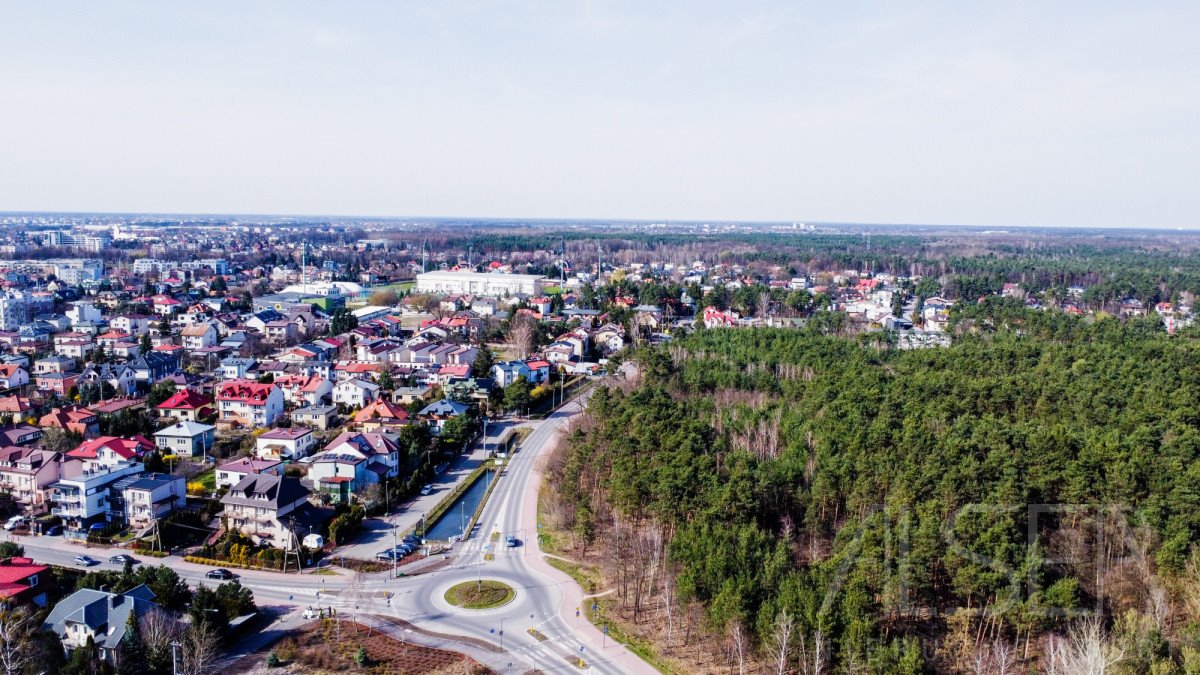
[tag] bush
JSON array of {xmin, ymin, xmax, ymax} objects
[
  {"xmin": 265, "ymin": 652, "xmax": 281, "ymax": 668},
  {"xmin": 354, "ymin": 646, "xmax": 369, "ymax": 667}
]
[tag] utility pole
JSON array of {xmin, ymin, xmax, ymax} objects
[
  {"xmin": 421, "ymin": 239, "xmax": 429, "ymax": 273},
  {"xmin": 392, "ymin": 520, "xmax": 398, "ymax": 579}
]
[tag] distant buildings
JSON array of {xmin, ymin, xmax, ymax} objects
[{"xmin": 416, "ymin": 271, "xmax": 545, "ymax": 296}]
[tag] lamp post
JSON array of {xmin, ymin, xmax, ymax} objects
[
  {"xmin": 499, "ymin": 615, "xmax": 507, "ymax": 650},
  {"xmin": 171, "ymin": 640, "xmax": 180, "ymax": 675}
]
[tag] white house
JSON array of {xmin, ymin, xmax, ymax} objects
[
  {"xmin": 216, "ymin": 380, "xmax": 284, "ymax": 427},
  {"xmin": 179, "ymin": 322, "xmax": 218, "ymax": 350},
  {"xmin": 120, "ymin": 473, "xmax": 186, "ymax": 529},
  {"xmin": 255, "ymin": 427, "xmax": 316, "ymax": 461},
  {"xmin": 332, "ymin": 378, "xmax": 380, "ymax": 409},
  {"xmin": 215, "ymin": 457, "xmax": 284, "ymax": 490}
]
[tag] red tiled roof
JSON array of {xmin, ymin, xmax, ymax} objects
[
  {"xmin": 217, "ymin": 380, "xmax": 277, "ymax": 404},
  {"xmin": 158, "ymin": 389, "xmax": 213, "ymax": 411}
]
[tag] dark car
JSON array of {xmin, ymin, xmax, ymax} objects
[
  {"xmin": 375, "ymin": 549, "xmax": 400, "ymax": 561},
  {"xmin": 205, "ymin": 568, "xmax": 234, "ymax": 580},
  {"xmin": 402, "ymin": 535, "xmax": 422, "ymax": 546},
  {"xmin": 42, "ymin": 525, "xmax": 62, "ymax": 536},
  {"xmin": 505, "ymin": 535, "xmax": 519, "ymax": 548},
  {"xmin": 109, "ymin": 554, "xmax": 138, "ymax": 565}
]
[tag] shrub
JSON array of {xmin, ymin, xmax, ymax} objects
[
  {"xmin": 354, "ymin": 646, "xmax": 369, "ymax": 667},
  {"xmin": 265, "ymin": 652, "xmax": 281, "ymax": 668}
]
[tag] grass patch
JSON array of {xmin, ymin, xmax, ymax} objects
[
  {"xmin": 312, "ymin": 568, "xmax": 339, "ymax": 576},
  {"xmin": 490, "ymin": 531, "xmax": 500, "ymax": 542},
  {"xmin": 443, "ymin": 580, "xmax": 514, "ymax": 609},
  {"xmin": 545, "ymin": 557, "xmax": 600, "ymax": 595},
  {"xmin": 192, "ymin": 469, "xmax": 216, "ymax": 491}
]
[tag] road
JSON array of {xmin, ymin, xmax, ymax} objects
[
  {"xmin": 15, "ymin": 380, "xmax": 656, "ymax": 674},
  {"xmin": 335, "ymin": 419, "xmax": 521, "ymax": 561}
]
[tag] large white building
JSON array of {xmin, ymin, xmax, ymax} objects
[
  {"xmin": 416, "ymin": 271, "xmax": 545, "ymax": 297},
  {"xmin": 0, "ymin": 290, "xmax": 30, "ymax": 330}
]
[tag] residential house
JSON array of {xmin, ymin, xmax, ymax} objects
[
  {"xmin": 332, "ymin": 378, "xmax": 380, "ymax": 409},
  {"xmin": 0, "ymin": 446, "xmax": 63, "ymax": 514},
  {"xmin": 417, "ymin": 399, "xmax": 470, "ymax": 434},
  {"xmin": 524, "ymin": 360, "xmax": 551, "ymax": 384},
  {"xmin": 128, "ymin": 352, "xmax": 180, "ymax": 386},
  {"xmin": 492, "ymin": 361, "xmax": 531, "ymax": 388},
  {"xmin": 255, "ymin": 427, "xmax": 316, "ymax": 461},
  {"xmin": 308, "ymin": 432, "xmax": 400, "ymax": 503},
  {"xmin": 216, "ymin": 380, "xmax": 284, "ymax": 427},
  {"xmin": 352, "ymin": 399, "xmax": 410, "ymax": 433},
  {"xmin": 78, "ymin": 364, "xmax": 137, "ymax": 397},
  {"xmin": 218, "ymin": 357, "xmax": 256, "ymax": 380},
  {"xmin": 153, "ymin": 421, "xmax": 216, "ymax": 458},
  {"xmin": 216, "ymin": 458, "xmax": 283, "ymax": 490},
  {"xmin": 392, "ymin": 386, "xmax": 434, "ymax": 405},
  {"xmin": 0, "ymin": 364, "xmax": 29, "ymax": 390},
  {"xmin": 66, "ymin": 436, "xmax": 153, "ymax": 470},
  {"xmin": 0, "ymin": 395, "xmax": 32, "ymax": 418},
  {"xmin": 0, "ymin": 425, "xmax": 42, "ymax": 447},
  {"xmin": 0, "ymin": 556, "xmax": 49, "ymax": 606},
  {"xmin": 274, "ymin": 374, "xmax": 332, "ymax": 407},
  {"xmin": 39, "ymin": 406, "xmax": 100, "ymax": 437},
  {"xmin": 220, "ymin": 474, "xmax": 311, "ymax": 549},
  {"xmin": 156, "ymin": 389, "xmax": 213, "ymax": 422},
  {"xmin": 35, "ymin": 372, "xmax": 81, "ymax": 397},
  {"xmin": 49, "ymin": 461, "xmax": 145, "ymax": 531},
  {"xmin": 118, "ymin": 473, "xmax": 186, "ymax": 529},
  {"xmin": 33, "ymin": 355, "xmax": 75, "ymax": 375},
  {"xmin": 179, "ymin": 322, "xmax": 218, "ymax": 350},
  {"xmin": 291, "ymin": 405, "xmax": 338, "ymax": 431},
  {"xmin": 42, "ymin": 584, "xmax": 159, "ymax": 663}
]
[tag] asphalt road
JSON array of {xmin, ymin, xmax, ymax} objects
[{"xmin": 15, "ymin": 380, "xmax": 653, "ymax": 674}]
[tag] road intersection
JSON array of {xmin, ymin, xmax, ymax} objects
[{"xmin": 15, "ymin": 387, "xmax": 657, "ymax": 674}]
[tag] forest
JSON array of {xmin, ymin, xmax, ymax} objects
[{"xmin": 544, "ymin": 303, "xmax": 1200, "ymax": 673}]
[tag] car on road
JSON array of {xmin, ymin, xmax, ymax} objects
[
  {"xmin": 109, "ymin": 554, "xmax": 138, "ymax": 565},
  {"xmin": 505, "ymin": 535, "xmax": 519, "ymax": 548},
  {"xmin": 205, "ymin": 568, "xmax": 234, "ymax": 580},
  {"xmin": 74, "ymin": 555, "xmax": 97, "ymax": 566},
  {"xmin": 419, "ymin": 484, "xmax": 434, "ymax": 496}
]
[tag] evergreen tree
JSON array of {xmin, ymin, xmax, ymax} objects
[
  {"xmin": 117, "ymin": 611, "xmax": 147, "ymax": 675},
  {"xmin": 138, "ymin": 333, "xmax": 152, "ymax": 355}
]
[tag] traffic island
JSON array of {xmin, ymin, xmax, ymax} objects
[{"xmin": 443, "ymin": 580, "xmax": 515, "ymax": 609}]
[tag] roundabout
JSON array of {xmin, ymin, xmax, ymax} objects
[{"xmin": 444, "ymin": 579, "xmax": 515, "ymax": 609}]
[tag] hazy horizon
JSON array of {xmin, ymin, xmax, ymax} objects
[{"xmin": 2, "ymin": 2, "xmax": 1197, "ymax": 229}]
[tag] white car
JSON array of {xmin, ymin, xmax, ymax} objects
[
  {"xmin": 3, "ymin": 516, "xmax": 27, "ymax": 531},
  {"xmin": 302, "ymin": 606, "xmax": 321, "ymax": 619}
]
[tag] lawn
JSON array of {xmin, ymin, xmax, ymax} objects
[{"xmin": 443, "ymin": 580, "xmax": 514, "ymax": 609}]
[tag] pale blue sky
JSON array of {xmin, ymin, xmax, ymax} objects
[{"xmin": 1, "ymin": 1, "xmax": 1197, "ymax": 227}]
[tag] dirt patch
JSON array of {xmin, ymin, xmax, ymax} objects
[{"xmin": 233, "ymin": 618, "xmax": 490, "ymax": 674}]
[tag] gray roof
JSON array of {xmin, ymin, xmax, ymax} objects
[
  {"xmin": 221, "ymin": 473, "xmax": 310, "ymax": 510},
  {"xmin": 293, "ymin": 405, "xmax": 337, "ymax": 416},
  {"xmin": 154, "ymin": 420, "xmax": 215, "ymax": 438},
  {"xmin": 42, "ymin": 584, "xmax": 159, "ymax": 649}
]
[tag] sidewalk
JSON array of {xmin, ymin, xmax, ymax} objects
[
  {"xmin": 334, "ymin": 420, "xmax": 523, "ymax": 561},
  {"xmin": 518, "ymin": 423, "xmax": 660, "ymax": 675}
]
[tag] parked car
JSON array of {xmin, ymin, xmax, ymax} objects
[
  {"xmin": 375, "ymin": 549, "xmax": 400, "ymax": 561},
  {"xmin": 402, "ymin": 535, "xmax": 422, "ymax": 546},
  {"xmin": 419, "ymin": 484, "xmax": 434, "ymax": 496},
  {"xmin": 109, "ymin": 554, "xmax": 138, "ymax": 565},
  {"xmin": 74, "ymin": 555, "xmax": 97, "ymax": 567},
  {"xmin": 42, "ymin": 525, "xmax": 62, "ymax": 536},
  {"xmin": 3, "ymin": 516, "xmax": 27, "ymax": 531},
  {"xmin": 303, "ymin": 606, "xmax": 321, "ymax": 619},
  {"xmin": 206, "ymin": 568, "xmax": 234, "ymax": 580}
]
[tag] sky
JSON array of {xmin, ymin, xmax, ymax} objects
[{"xmin": 1, "ymin": 1, "xmax": 1198, "ymax": 228}]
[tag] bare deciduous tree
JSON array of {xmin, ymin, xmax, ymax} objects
[
  {"xmin": 179, "ymin": 621, "xmax": 221, "ymax": 675},
  {"xmin": 507, "ymin": 314, "xmax": 537, "ymax": 360},
  {"xmin": 1042, "ymin": 618, "xmax": 1124, "ymax": 675},
  {"xmin": 140, "ymin": 608, "xmax": 182, "ymax": 671},
  {"xmin": 798, "ymin": 628, "xmax": 826, "ymax": 675},
  {"xmin": 0, "ymin": 608, "xmax": 35, "ymax": 675},
  {"xmin": 766, "ymin": 610, "xmax": 795, "ymax": 675},
  {"xmin": 727, "ymin": 619, "xmax": 747, "ymax": 675}
]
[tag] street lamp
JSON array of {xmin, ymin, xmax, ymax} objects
[
  {"xmin": 171, "ymin": 640, "xmax": 181, "ymax": 675},
  {"xmin": 498, "ymin": 616, "xmax": 507, "ymax": 650}
]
